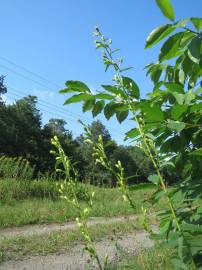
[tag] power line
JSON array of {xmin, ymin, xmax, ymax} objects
[
  {"xmin": 0, "ymin": 57, "xmax": 134, "ymax": 129},
  {"xmin": 0, "ymin": 57, "xmax": 134, "ymax": 136},
  {"xmin": 7, "ymin": 92, "xmax": 77, "ymax": 123},
  {"xmin": 0, "ymin": 63, "xmax": 56, "ymax": 92},
  {"xmin": 0, "ymin": 55, "xmax": 61, "ymax": 88}
]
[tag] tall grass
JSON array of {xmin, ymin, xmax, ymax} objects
[
  {"xmin": 107, "ymin": 246, "xmax": 173, "ymax": 270},
  {"xmin": 0, "ymin": 156, "xmax": 34, "ymax": 179},
  {"xmin": 0, "ymin": 178, "xmax": 89, "ymax": 203}
]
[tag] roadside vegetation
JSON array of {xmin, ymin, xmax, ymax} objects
[
  {"xmin": 0, "ymin": 178, "xmax": 155, "ymax": 228},
  {"xmin": 107, "ymin": 246, "xmax": 173, "ymax": 270}
]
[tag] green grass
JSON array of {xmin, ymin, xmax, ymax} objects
[
  {"xmin": 107, "ymin": 245, "xmax": 173, "ymax": 270},
  {"xmin": 0, "ymin": 179, "xmax": 155, "ymax": 228},
  {"xmin": 0, "ymin": 219, "xmax": 143, "ymax": 262}
]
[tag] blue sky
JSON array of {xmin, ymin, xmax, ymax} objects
[{"xmin": 1, "ymin": 0, "xmax": 201, "ymax": 144}]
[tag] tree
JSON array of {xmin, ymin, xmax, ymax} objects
[
  {"xmin": 44, "ymin": 118, "xmax": 67, "ymax": 135},
  {"xmin": 0, "ymin": 95, "xmax": 43, "ymax": 171},
  {"xmin": 112, "ymin": 145, "xmax": 153, "ymax": 184},
  {"xmin": 77, "ymin": 120, "xmax": 117, "ymax": 186}
]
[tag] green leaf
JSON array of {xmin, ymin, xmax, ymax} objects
[
  {"xmin": 171, "ymin": 92, "xmax": 185, "ymax": 105},
  {"xmin": 145, "ymin": 24, "xmax": 176, "ymax": 48},
  {"xmin": 155, "ymin": 0, "xmax": 175, "ymax": 21},
  {"xmin": 184, "ymin": 89, "xmax": 195, "ymax": 105},
  {"xmin": 159, "ymin": 32, "xmax": 185, "ymax": 62},
  {"xmin": 190, "ymin": 102, "xmax": 202, "ymax": 112},
  {"xmin": 92, "ymin": 100, "xmax": 105, "ymax": 117},
  {"xmin": 64, "ymin": 93, "xmax": 94, "ymax": 105},
  {"xmin": 171, "ymin": 104, "xmax": 188, "ymax": 120},
  {"xmin": 167, "ymin": 119, "xmax": 186, "ymax": 132},
  {"xmin": 164, "ymin": 82, "xmax": 184, "ymax": 93},
  {"xmin": 140, "ymin": 102, "xmax": 164, "ymax": 122},
  {"xmin": 95, "ymin": 93, "xmax": 114, "ymax": 100},
  {"xmin": 82, "ymin": 99, "xmax": 95, "ymax": 112},
  {"xmin": 101, "ymin": 85, "xmax": 125, "ymax": 97},
  {"xmin": 64, "ymin": 80, "xmax": 90, "ymax": 93},
  {"xmin": 122, "ymin": 76, "xmax": 140, "ymax": 99},
  {"xmin": 125, "ymin": 128, "xmax": 140, "ymax": 140},
  {"xmin": 104, "ymin": 102, "xmax": 116, "ymax": 120},
  {"xmin": 104, "ymin": 102, "xmax": 128, "ymax": 120},
  {"xmin": 188, "ymin": 36, "xmax": 202, "ymax": 64},
  {"xmin": 116, "ymin": 110, "xmax": 129, "ymax": 123},
  {"xmin": 148, "ymin": 174, "xmax": 160, "ymax": 185},
  {"xmin": 190, "ymin": 17, "xmax": 202, "ymax": 32},
  {"xmin": 178, "ymin": 69, "xmax": 185, "ymax": 84},
  {"xmin": 181, "ymin": 222, "xmax": 202, "ymax": 233},
  {"xmin": 190, "ymin": 148, "xmax": 202, "ymax": 156}
]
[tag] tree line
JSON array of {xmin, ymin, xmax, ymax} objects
[{"xmin": 0, "ymin": 76, "xmax": 154, "ymax": 185}]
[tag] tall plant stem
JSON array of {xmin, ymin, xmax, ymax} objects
[{"xmin": 132, "ymin": 113, "xmax": 197, "ymax": 270}]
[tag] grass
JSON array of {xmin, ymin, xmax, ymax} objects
[
  {"xmin": 107, "ymin": 245, "xmax": 173, "ymax": 270},
  {"xmin": 0, "ymin": 219, "xmax": 143, "ymax": 262},
  {"xmin": 0, "ymin": 178, "xmax": 155, "ymax": 228}
]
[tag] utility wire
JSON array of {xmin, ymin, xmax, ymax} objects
[
  {"xmin": 0, "ymin": 57, "xmax": 134, "ymax": 135},
  {"xmin": 0, "ymin": 63, "xmax": 56, "ymax": 91},
  {"xmin": 0, "ymin": 58, "xmax": 134, "ymax": 129},
  {"xmin": 0, "ymin": 55, "xmax": 61, "ymax": 88}
]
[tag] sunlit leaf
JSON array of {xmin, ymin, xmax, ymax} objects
[
  {"xmin": 159, "ymin": 32, "xmax": 185, "ymax": 62},
  {"xmin": 64, "ymin": 93, "xmax": 95, "ymax": 105},
  {"xmin": 122, "ymin": 76, "xmax": 140, "ymax": 99},
  {"xmin": 171, "ymin": 104, "xmax": 188, "ymax": 120},
  {"xmin": 155, "ymin": 0, "xmax": 175, "ymax": 21},
  {"xmin": 190, "ymin": 17, "xmax": 202, "ymax": 32},
  {"xmin": 64, "ymin": 80, "xmax": 90, "ymax": 93},
  {"xmin": 190, "ymin": 148, "xmax": 202, "ymax": 156},
  {"xmin": 125, "ymin": 128, "xmax": 140, "ymax": 140},
  {"xmin": 167, "ymin": 119, "xmax": 186, "ymax": 132},
  {"xmin": 145, "ymin": 24, "xmax": 176, "ymax": 48}
]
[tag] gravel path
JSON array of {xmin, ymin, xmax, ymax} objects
[
  {"xmin": 0, "ymin": 230, "xmax": 154, "ymax": 270},
  {"xmin": 0, "ymin": 215, "xmax": 137, "ymax": 239}
]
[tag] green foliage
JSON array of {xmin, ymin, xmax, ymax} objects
[
  {"xmin": 0, "ymin": 156, "xmax": 34, "ymax": 179},
  {"xmin": 60, "ymin": 1, "xmax": 202, "ymax": 268},
  {"xmin": 0, "ymin": 179, "xmax": 155, "ymax": 228}
]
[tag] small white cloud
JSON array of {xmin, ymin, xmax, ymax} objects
[{"xmin": 33, "ymin": 90, "xmax": 55, "ymax": 100}]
